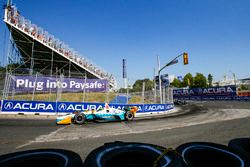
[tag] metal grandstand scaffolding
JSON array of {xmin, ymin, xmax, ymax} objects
[{"xmin": 2, "ymin": 2, "xmax": 116, "ymax": 89}]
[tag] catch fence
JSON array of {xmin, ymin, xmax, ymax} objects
[{"xmin": 1, "ymin": 73, "xmax": 173, "ymax": 104}]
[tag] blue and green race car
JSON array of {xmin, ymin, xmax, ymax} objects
[{"xmin": 56, "ymin": 104, "xmax": 138, "ymax": 125}]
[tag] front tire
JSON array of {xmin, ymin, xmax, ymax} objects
[
  {"xmin": 125, "ymin": 111, "xmax": 134, "ymax": 121},
  {"xmin": 74, "ymin": 113, "xmax": 86, "ymax": 125}
]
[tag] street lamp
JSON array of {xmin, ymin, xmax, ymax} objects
[{"xmin": 158, "ymin": 52, "xmax": 189, "ymax": 103}]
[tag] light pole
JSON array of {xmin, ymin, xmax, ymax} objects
[
  {"xmin": 229, "ymin": 70, "xmax": 236, "ymax": 86},
  {"xmin": 158, "ymin": 52, "xmax": 188, "ymax": 103},
  {"xmin": 229, "ymin": 70, "xmax": 237, "ymax": 94}
]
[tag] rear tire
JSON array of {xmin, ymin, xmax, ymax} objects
[
  {"xmin": 125, "ymin": 111, "xmax": 134, "ymax": 121},
  {"xmin": 74, "ymin": 113, "xmax": 86, "ymax": 125}
]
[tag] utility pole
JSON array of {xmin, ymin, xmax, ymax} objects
[
  {"xmin": 153, "ymin": 68, "xmax": 157, "ymax": 103},
  {"xmin": 122, "ymin": 59, "xmax": 129, "ymax": 103},
  {"xmin": 157, "ymin": 55, "xmax": 162, "ymax": 103},
  {"xmin": 142, "ymin": 81, "xmax": 145, "ymax": 104}
]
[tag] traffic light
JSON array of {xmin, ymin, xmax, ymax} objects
[{"xmin": 183, "ymin": 52, "xmax": 188, "ymax": 65}]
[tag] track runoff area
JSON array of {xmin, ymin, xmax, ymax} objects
[{"xmin": 0, "ymin": 101, "xmax": 250, "ymax": 162}]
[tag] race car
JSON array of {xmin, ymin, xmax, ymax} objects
[{"xmin": 56, "ymin": 103, "xmax": 138, "ymax": 125}]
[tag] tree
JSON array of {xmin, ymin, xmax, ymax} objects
[
  {"xmin": 193, "ymin": 73, "xmax": 207, "ymax": 88},
  {"xmin": 0, "ymin": 66, "xmax": 5, "ymax": 73},
  {"xmin": 132, "ymin": 78, "xmax": 153, "ymax": 92},
  {"xmin": 118, "ymin": 88, "xmax": 127, "ymax": 93},
  {"xmin": 208, "ymin": 74, "xmax": 213, "ymax": 87},
  {"xmin": 171, "ymin": 78, "xmax": 181, "ymax": 88},
  {"xmin": 144, "ymin": 78, "xmax": 154, "ymax": 91},
  {"xmin": 182, "ymin": 73, "xmax": 193, "ymax": 87},
  {"xmin": 240, "ymin": 84, "xmax": 249, "ymax": 90}
]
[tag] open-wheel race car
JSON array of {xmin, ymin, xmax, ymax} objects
[{"xmin": 56, "ymin": 103, "xmax": 138, "ymax": 125}]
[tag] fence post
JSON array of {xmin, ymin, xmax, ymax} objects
[
  {"xmin": 105, "ymin": 81, "xmax": 110, "ymax": 103},
  {"xmin": 163, "ymin": 86, "xmax": 166, "ymax": 104},
  {"xmin": 142, "ymin": 81, "xmax": 145, "ymax": 104},
  {"xmin": 82, "ymin": 74, "xmax": 87, "ymax": 102},
  {"xmin": 32, "ymin": 72, "xmax": 38, "ymax": 101}
]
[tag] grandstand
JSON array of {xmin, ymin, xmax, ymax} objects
[{"xmin": 3, "ymin": 1, "xmax": 116, "ymax": 88}]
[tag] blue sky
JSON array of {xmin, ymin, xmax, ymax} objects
[{"xmin": 0, "ymin": 0, "xmax": 250, "ymax": 86}]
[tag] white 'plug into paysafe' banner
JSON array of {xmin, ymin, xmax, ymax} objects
[{"xmin": 9, "ymin": 76, "xmax": 108, "ymax": 93}]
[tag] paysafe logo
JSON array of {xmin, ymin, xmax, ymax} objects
[
  {"xmin": 4, "ymin": 102, "xmax": 13, "ymax": 110},
  {"xmin": 58, "ymin": 103, "xmax": 67, "ymax": 111}
]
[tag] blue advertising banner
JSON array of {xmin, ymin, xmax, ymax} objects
[
  {"xmin": 56, "ymin": 102, "xmax": 174, "ymax": 113},
  {"xmin": 107, "ymin": 103, "xmax": 173, "ymax": 113},
  {"xmin": 9, "ymin": 76, "xmax": 108, "ymax": 93},
  {"xmin": 57, "ymin": 102, "xmax": 105, "ymax": 113},
  {"xmin": 173, "ymin": 86, "xmax": 237, "ymax": 99},
  {"xmin": 1, "ymin": 100, "xmax": 174, "ymax": 113},
  {"xmin": 232, "ymin": 96, "xmax": 250, "ymax": 100},
  {"xmin": 173, "ymin": 85, "xmax": 250, "ymax": 101},
  {"xmin": 109, "ymin": 104, "xmax": 145, "ymax": 113},
  {"xmin": 176, "ymin": 96, "xmax": 250, "ymax": 101},
  {"xmin": 57, "ymin": 102, "xmax": 145, "ymax": 113},
  {"xmin": 2, "ymin": 100, "xmax": 56, "ymax": 112},
  {"xmin": 144, "ymin": 104, "xmax": 166, "ymax": 112},
  {"xmin": 0, "ymin": 100, "xmax": 2, "ymax": 111}
]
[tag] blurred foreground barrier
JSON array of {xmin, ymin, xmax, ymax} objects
[
  {"xmin": 176, "ymin": 142, "xmax": 249, "ymax": 167},
  {"xmin": 229, "ymin": 138, "xmax": 250, "ymax": 164},
  {"xmin": 83, "ymin": 141, "xmax": 187, "ymax": 167},
  {"xmin": 1, "ymin": 139, "xmax": 250, "ymax": 166},
  {"xmin": 0, "ymin": 149, "xmax": 83, "ymax": 167}
]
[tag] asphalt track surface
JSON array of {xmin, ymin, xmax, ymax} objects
[{"xmin": 0, "ymin": 101, "xmax": 250, "ymax": 161}]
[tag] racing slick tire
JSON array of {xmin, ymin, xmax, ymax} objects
[
  {"xmin": 0, "ymin": 149, "xmax": 83, "ymax": 167},
  {"xmin": 83, "ymin": 141, "xmax": 187, "ymax": 167},
  {"xmin": 125, "ymin": 111, "xmax": 134, "ymax": 121},
  {"xmin": 176, "ymin": 142, "xmax": 249, "ymax": 167},
  {"xmin": 74, "ymin": 113, "xmax": 86, "ymax": 125},
  {"xmin": 228, "ymin": 138, "xmax": 250, "ymax": 163}
]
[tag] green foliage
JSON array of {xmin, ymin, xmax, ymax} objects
[
  {"xmin": 193, "ymin": 73, "xmax": 208, "ymax": 88},
  {"xmin": 208, "ymin": 74, "xmax": 213, "ymax": 87},
  {"xmin": 118, "ymin": 88, "xmax": 127, "ymax": 93},
  {"xmin": 132, "ymin": 78, "xmax": 153, "ymax": 92},
  {"xmin": 182, "ymin": 73, "xmax": 193, "ymax": 87},
  {"xmin": 0, "ymin": 63, "xmax": 24, "ymax": 73},
  {"xmin": 0, "ymin": 66, "xmax": 5, "ymax": 73},
  {"xmin": 240, "ymin": 84, "xmax": 249, "ymax": 90},
  {"xmin": 171, "ymin": 78, "xmax": 182, "ymax": 88},
  {"xmin": 171, "ymin": 73, "xmax": 210, "ymax": 88}
]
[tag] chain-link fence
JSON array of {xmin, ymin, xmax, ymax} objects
[{"xmin": 1, "ymin": 73, "xmax": 173, "ymax": 104}]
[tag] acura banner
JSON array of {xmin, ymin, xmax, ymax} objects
[{"xmin": 1, "ymin": 100, "xmax": 174, "ymax": 113}]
